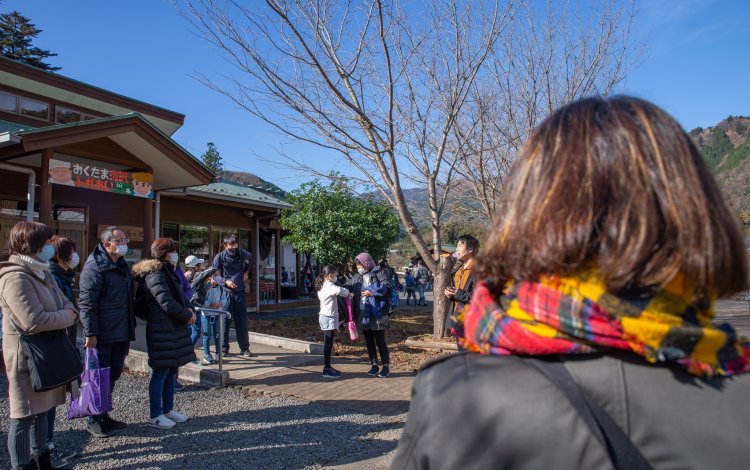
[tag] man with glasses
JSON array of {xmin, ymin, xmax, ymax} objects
[{"xmin": 79, "ymin": 226, "xmax": 135, "ymax": 438}]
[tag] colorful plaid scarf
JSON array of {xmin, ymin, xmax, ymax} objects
[{"xmin": 459, "ymin": 274, "xmax": 750, "ymax": 376}]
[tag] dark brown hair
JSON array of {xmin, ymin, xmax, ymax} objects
[
  {"xmin": 479, "ymin": 96, "xmax": 749, "ymax": 299},
  {"xmin": 50, "ymin": 235, "xmax": 77, "ymax": 263},
  {"xmin": 150, "ymin": 238, "xmax": 179, "ymax": 261},
  {"xmin": 8, "ymin": 221, "xmax": 53, "ymax": 256}
]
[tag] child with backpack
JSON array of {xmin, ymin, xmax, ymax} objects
[
  {"xmin": 316, "ymin": 265, "xmax": 350, "ymax": 378},
  {"xmin": 404, "ymin": 269, "xmax": 417, "ymax": 305}
]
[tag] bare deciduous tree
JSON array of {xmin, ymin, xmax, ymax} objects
[
  {"xmin": 183, "ymin": 0, "xmax": 514, "ymax": 337},
  {"xmin": 452, "ymin": 0, "xmax": 638, "ymax": 221}
]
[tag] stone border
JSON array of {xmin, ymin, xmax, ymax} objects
[
  {"xmin": 249, "ymin": 331, "xmax": 324, "ymax": 355},
  {"xmin": 124, "ymin": 349, "xmax": 229, "ymax": 387}
]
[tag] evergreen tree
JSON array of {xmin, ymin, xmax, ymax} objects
[
  {"xmin": 0, "ymin": 11, "xmax": 60, "ymax": 71},
  {"xmin": 201, "ymin": 142, "xmax": 224, "ymax": 173}
]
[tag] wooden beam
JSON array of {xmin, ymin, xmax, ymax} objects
[
  {"xmin": 143, "ymin": 197, "xmax": 153, "ymax": 258},
  {"xmin": 40, "ymin": 148, "xmax": 52, "ymax": 225}
]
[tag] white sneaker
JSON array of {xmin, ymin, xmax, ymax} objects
[
  {"xmin": 148, "ymin": 414, "xmax": 176, "ymax": 429},
  {"xmin": 164, "ymin": 410, "xmax": 188, "ymax": 423}
]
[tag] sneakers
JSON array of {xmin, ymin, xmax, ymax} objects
[
  {"xmin": 190, "ymin": 359, "xmax": 202, "ymax": 366},
  {"xmin": 174, "ymin": 380, "xmax": 185, "ymax": 391},
  {"xmin": 222, "ymin": 349, "xmax": 231, "ymax": 357},
  {"xmin": 322, "ymin": 367, "xmax": 342, "ymax": 378},
  {"xmin": 148, "ymin": 415, "xmax": 176, "ymax": 429},
  {"xmin": 202, "ymin": 355, "xmax": 217, "ymax": 365},
  {"xmin": 101, "ymin": 414, "xmax": 127, "ymax": 430},
  {"xmin": 48, "ymin": 443, "xmax": 76, "ymax": 466},
  {"xmin": 86, "ymin": 420, "xmax": 113, "ymax": 438},
  {"xmin": 241, "ymin": 350, "xmax": 256, "ymax": 357},
  {"xmin": 367, "ymin": 364, "xmax": 380, "ymax": 376},
  {"xmin": 165, "ymin": 410, "xmax": 189, "ymax": 423},
  {"xmin": 377, "ymin": 365, "xmax": 390, "ymax": 378}
]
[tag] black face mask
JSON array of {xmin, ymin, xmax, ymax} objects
[{"xmin": 227, "ymin": 247, "xmax": 239, "ymax": 255}]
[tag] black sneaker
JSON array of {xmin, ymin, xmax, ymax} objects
[
  {"xmin": 367, "ymin": 364, "xmax": 379, "ymax": 376},
  {"xmin": 241, "ymin": 350, "xmax": 256, "ymax": 358},
  {"xmin": 102, "ymin": 414, "xmax": 127, "ymax": 430},
  {"xmin": 175, "ymin": 380, "xmax": 185, "ymax": 391},
  {"xmin": 86, "ymin": 420, "xmax": 113, "ymax": 438},
  {"xmin": 222, "ymin": 350, "xmax": 231, "ymax": 357},
  {"xmin": 322, "ymin": 367, "xmax": 342, "ymax": 378},
  {"xmin": 377, "ymin": 366, "xmax": 390, "ymax": 378}
]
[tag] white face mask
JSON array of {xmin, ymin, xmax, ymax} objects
[
  {"xmin": 168, "ymin": 252, "xmax": 179, "ymax": 265},
  {"xmin": 69, "ymin": 252, "xmax": 80, "ymax": 269},
  {"xmin": 357, "ymin": 268, "xmax": 366, "ymax": 275},
  {"xmin": 114, "ymin": 244, "xmax": 128, "ymax": 256}
]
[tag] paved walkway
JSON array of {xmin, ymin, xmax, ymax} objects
[{"xmin": 129, "ymin": 322, "xmax": 414, "ymax": 417}]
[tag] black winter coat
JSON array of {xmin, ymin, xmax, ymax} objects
[
  {"xmin": 132, "ymin": 259, "xmax": 196, "ymax": 369},
  {"xmin": 79, "ymin": 243, "xmax": 135, "ymax": 343},
  {"xmin": 392, "ymin": 351, "xmax": 750, "ymax": 470},
  {"xmin": 445, "ymin": 260, "xmax": 477, "ymax": 332}
]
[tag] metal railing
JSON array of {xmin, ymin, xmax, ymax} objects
[{"xmin": 195, "ymin": 308, "xmax": 231, "ymax": 373}]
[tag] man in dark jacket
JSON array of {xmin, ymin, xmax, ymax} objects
[
  {"xmin": 212, "ymin": 234, "xmax": 253, "ymax": 357},
  {"xmin": 414, "ymin": 261, "xmax": 430, "ymax": 306},
  {"xmin": 444, "ymin": 234, "xmax": 478, "ymax": 341},
  {"xmin": 78, "ymin": 226, "xmax": 135, "ymax": 438}
]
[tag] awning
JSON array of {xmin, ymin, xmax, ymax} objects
[{"xmin": 0, "ymin": 113, "xmax": 214, "ymax": 190}]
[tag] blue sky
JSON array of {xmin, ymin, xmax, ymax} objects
[{"xmin": 2, "ymin": 0, "xmax": 749, "ymax": 190}]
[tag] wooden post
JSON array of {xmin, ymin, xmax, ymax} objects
[
  {"xmin": 254, "ymin": 217, "xmax": 260, "ymax": 315},
  {"xmin": 143, "ymin": 198, "xmax": 153, "ymax": 258},
  {"xmin": 275, "ymin": 228, "xmax": 281, "ymax": 304},
  {"xmin": 40, "ymin": 148, "xmax": 53, "ymax": 226}
]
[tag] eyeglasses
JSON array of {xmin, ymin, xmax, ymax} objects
[{"xmin": 110, "ymin": 238, "xmax": 130, "ymax": 244}]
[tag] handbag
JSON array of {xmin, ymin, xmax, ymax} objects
[
  {"xmin": 68, "ymin": 348, "xmax": 112, "ymax": 419},
  {"xmin": 8, "ymin": 272, "xmax": 83, "ymax": 392},
  {"xmin": 346, "ymin": 297, "xmax": 359, "ymax": 341}
]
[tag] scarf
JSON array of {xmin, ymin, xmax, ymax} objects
[
  {"xmin": 12, "ymin": 254, "xmax": 50, "ymax": 280},
  {"xmin": 355, "ymin": 252, "xmax": 376, "ymax": 271},
  {"xmin": 453, "ymin": 258, "xmax": 474, "ymax": 291},
  {"xmin": 460, "ymin": 274, "xmax": 750, "ymax": 377}
]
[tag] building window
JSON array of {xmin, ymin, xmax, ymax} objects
[
  {"xmin": 0, "ymin": 90, "xmax": 17, "ymax": 113},
  {"xmin": 19, "ymin": 97, "xmax": 49, "ymax": 121},
  {"xmin": 56, "ymin": 106, "xmax": 82, "ymax": 124}
]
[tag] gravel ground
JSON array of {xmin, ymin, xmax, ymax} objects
[{"xmin": 0, "ymin": 371, "xmax": 404, "ymax": 469}]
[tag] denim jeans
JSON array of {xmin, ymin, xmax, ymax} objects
[
  {"xmin": 149, "ymin": 367, "xmax": 178, "ymax": 419},
  {"xmin": 223, "ymin": 291, "xmax": 249, "ymax": 352},
  {"xmin": 202, "ymin": 315, "xmax": 220, "ymax": 358},
  {"xmin": 190, "ymin": 309, "xmax": 203, "ymax": 347},
  {"xmin": 88, "ymin": 341, "xmax": 129, "ymax": 424},
  {"xmin": 416, "ymin": 285, "xmax": 426, "ymax": 302}
]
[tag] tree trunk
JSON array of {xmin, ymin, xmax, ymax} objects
[{"xmin": 432, "ymin": 255, "xmax": 454, "ymax": 339}]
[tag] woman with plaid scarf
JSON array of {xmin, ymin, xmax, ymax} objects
[{"xmin": 393, "ymin": 96, "xmax": 750, "ymax": 470}]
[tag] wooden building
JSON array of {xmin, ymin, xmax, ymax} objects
[{"xmin": 0, "ymin": 56, "xmax": 301, "ymax": 311}]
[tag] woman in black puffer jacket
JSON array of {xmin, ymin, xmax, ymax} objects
[{"xmin": 132, "ymin": 238, "xmax": 196, "ymax": 430}]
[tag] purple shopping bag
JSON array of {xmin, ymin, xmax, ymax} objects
[{"xmin": 67, "ymin": 347, "xmax": 113, "ymax": 419}]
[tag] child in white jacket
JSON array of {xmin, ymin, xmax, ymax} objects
[{"xmin": 316, "ymin": 265, "xmax": 349, "ymax": 378}]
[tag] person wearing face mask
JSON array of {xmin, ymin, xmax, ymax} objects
[
  {"xmin": 78, "ymin": 226, "xmax": 135, "ymax": 438},
  {"xmin": 131, "ymin": 238, "xmax": 196, "ymax": 429},
  {"xmin": 44, "ymin": 236, "xmax": 81, "ymax": 466},
  {"xmin": 346, "ymin": 252, "xmax": 393, "ymax": 378},
  {"xmin": 0, "ymin": 222, "xmax": 79, "ymax": 470},
  {"xmin": 444, "ymin": 235, "xmax": 479, "ymax": 343},
  {"xmin": 211, "ymin": 234, "xmax": 253, "ymax": 357}
]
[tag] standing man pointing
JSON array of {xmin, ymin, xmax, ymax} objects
[{"xmin": 212, "ymin": 234, "xmax": 253, "ymax": 357}]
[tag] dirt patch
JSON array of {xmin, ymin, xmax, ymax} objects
[{"xmin": 254, "ymin": 304, "xmax": 454, "ymax": 371}]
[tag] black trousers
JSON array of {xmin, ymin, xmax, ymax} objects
[
  {"xmin": 363, "ymin": 330, "xmax": 389, "ymax": 365},
  {"xmin": 88, "ymin": 340, "xmax": 129, "ymax": 423},
  {"xmin": 323, "ymin": 330, "xmax": 335, "ymax": 368}
]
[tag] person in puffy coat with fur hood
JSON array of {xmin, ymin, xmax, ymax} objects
[{"xmin": 132, "ymin": 238, "xmax": 196, "ymax": 430}]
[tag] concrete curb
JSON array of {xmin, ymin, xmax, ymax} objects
[
  {"xmin": 250, "ymin": 331, "xmax": 324, "ymax": 355},
  {"xmin": 124, "ymin": 349, "xmax": 229, "ymax": 387}
]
